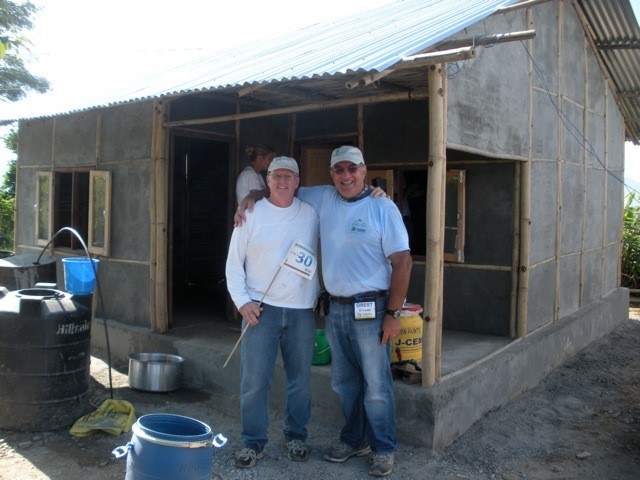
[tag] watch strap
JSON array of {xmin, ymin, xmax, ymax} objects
[{"xmin": 385, "ymin": 308, "xmax": 401, "ymax": 318}]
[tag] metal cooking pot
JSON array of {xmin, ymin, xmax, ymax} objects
[{"xmin": 128, "ymin": 353, "xmax": 185, "ymax": 392}]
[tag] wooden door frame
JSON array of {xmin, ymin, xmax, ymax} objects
[{"xmin": 166, "ymin": 128, "xmax": 235, "ymax": 328}]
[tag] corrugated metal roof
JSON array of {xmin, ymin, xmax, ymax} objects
[
  {"xmin": 0, "ymin": 0, "xmax": 518, "ymax": 122},
  {"xmin": 576, "ymin": 0, "xmax": 640, "ymax": 144},
  {"xmin": 2, "ymin": 0, "xmax": 639, "ymax": 144}
]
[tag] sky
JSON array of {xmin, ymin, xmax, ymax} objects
[{"xmin": 1, "ymin": 0, "xmax": 640, "ymax": 196}]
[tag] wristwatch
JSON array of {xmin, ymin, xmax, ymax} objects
[{"xmin": 385, "ymin": 308, "xmax": 401, "ymax": 319}]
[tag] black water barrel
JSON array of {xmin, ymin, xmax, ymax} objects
[
  {"xmin": 0, "ymin": 287, "xmax": 92, "ymax": 431},
  {"xmin": 0, "ymin": 253, "xmax": 56, "ymax": 291}
]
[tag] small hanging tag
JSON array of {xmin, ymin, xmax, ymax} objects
[
  {"xmin": 281, "ymin": 240, "xmax": 317, "ymax": 280},
  {"xmin": 354, "ymin": 301, "xmax": 376, "ymax": 320}
]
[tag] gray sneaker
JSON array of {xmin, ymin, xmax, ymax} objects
[
  {"xmin": 234, "ymin": 447, "xmax": 264, "ymax": 468},
  {"xmin": 286, "ymin": 439, "xmax": 310, "ymax": 462},
  {"xmin": 323, "ymin": 442, "xmax": 371, "ymax": 463},
  {"xmin": 369, "ymin": 453, "xmax": 394, "ymax": 477}
]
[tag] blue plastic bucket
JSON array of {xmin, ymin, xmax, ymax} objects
[
  {"xmin": 112, "ymin": 413, "xmax": 226, "ymax": 480},
  {"xmin": 62, "ymin": 258, "xmax": 99, "ymax": 295}
]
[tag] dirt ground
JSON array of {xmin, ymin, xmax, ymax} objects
[{"xmin": 1, "ymin": 313, "xmax": 639, "ymax": 480}]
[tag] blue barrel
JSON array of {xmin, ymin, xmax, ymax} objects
[{"xmin": 113, "ymin": 413, "xmax": 226, "ymax": 480}]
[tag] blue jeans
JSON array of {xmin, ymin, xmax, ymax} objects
[
  {"xmin": 325, "ymin": 297, "xmax": 397, "ymax": 455},
  {"xmin": 240, "ymin": 303, "xmax": 316, "ymax": 452}
]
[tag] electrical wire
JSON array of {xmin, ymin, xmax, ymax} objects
[
  {"xmin": 446, "ymin": 35, "xmax": 637, "ymax": 197},
  {"xmin": 520, "ymin": 40, "xmax": 638, "ymax": 197}
]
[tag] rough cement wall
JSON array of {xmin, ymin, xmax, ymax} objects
[
  {"xmin": 446, "ymin": 1, "xmax": 623, "ymax": 333},
  {"xmin": 16, "ymin": 119, "xmax": 55, "ymax": 247},
  {"xmin": 447, "ymin": 9, "xmax": 529, "ymax": 158},
  {"xmin": 525, "ymin": 1, "xmax": 623, "ymax": 333},
  {"xmin": 95, "ymin": 101, "xmax": 154, "ymax": 327},
  {"xmin": 420, "ymin": 287, "xmax": 628, "ymax": 449},
  {"xmin": 101, "ymin": 102, "xmax": 153, "ymax": 161},
  {"xmin": 54, "ymin": 112, "xmax": 99, "ymax": 167},
  {"xmin": 16, "ymin": 101, "xmax": 154, "ymax": 328}
]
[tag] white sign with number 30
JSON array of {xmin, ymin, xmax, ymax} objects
[{"xmin": 281, "ymin": 240, "xmax": 317, "ymax": 280}]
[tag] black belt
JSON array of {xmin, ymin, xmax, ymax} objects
[{"xmin": 329, "ymin": 290, "xmax": 388, "ymax": 304}]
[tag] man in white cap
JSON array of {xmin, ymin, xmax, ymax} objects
[
  {"xmin": 226, "ymin": 156, "xmax": 319, "ymax": 468},
  {"xmin": 236, "ymin": 146, "xmax": 411, "ymax": 477}
]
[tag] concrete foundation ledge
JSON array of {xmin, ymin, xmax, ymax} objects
[
  {"xmin": 91, "ymin": 287, "xmax": 628, "ymax": 450},
  {"xmin": 400, "ymin": 287, "xmax": 628, "ymax": 450}
]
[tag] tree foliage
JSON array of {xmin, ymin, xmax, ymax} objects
[
  {"xmin": 0, "ymin": 195, "xmax": 13, "ymax": 250},
  {"xmin": 0, "ymin": 127, "xmax": 16, "ymax": 250},
  {"xmin": 622, "ymin": 192, "xmax": 640, "ymax": 289},
  {"xmin": 0, "ymin": 0, "xmax": 50, "ymax": 101}
]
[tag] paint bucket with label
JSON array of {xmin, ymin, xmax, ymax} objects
[
  {"xmin": 391, "ymin": 303, "xmax": 423, "ymax": 363},
  {"xmin": 112, "ymin": 413, "xmax": 227, "ymax": 480}
]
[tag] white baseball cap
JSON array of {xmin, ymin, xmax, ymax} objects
[
  {"xmin": 330, "ymin": 146, "xmax": 365, "ymax": 168},
  {"xmin": 268, "ymin": 156, "xmax": 299, "ymax": 174}
]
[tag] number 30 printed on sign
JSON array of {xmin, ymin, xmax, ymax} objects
[{"xmin": 281, "ymin": 241, "xmax": 317, "ymax": 280}]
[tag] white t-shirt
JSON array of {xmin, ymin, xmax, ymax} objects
[
  {"xmin": 297, "ymin": 185, "xmax": 409, "ymax": 297},
  {"xmin": 226, "ymin": 197, "xmax": 320, "ymax": 309},
  {"xmin": 235, "ymin": 166, "xmax": 266, "ymax": 204}
]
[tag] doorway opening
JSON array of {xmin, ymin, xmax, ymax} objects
[{"xmin": 170, "ymin": 134, "xmax": 230, "ymax": 326}]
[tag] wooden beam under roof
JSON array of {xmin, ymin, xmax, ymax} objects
[
  {"xmin": 434, "ymin": 29, "xmax": 536, "ymax": 50},
  {"xmin": 266, "ymin": 84, "xmax": 338, "ymax": 102},
  {"xmin": 164, "ymin": 90, "xmax": 428, "ymax": 127}
]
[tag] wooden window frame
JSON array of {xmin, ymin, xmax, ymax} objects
[
  {"xmin": 35, "ymin": 172, "xmax": 53, "ymax": 245},
  {"xmin": 88, "ymin": 170, "xmax": 112, "ymax": 256},
  {"xmin": 37, "ymin": 169, "xmax": 112, "ymax": 256},
  {"xmin": 443, "ymin": 169, "xmax": 466, "ymax": 263}
]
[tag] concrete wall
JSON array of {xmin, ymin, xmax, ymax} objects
[
  {"xmin": 447, "ymin": 8, "xmax": 529, "ymax": 159},
  {"xmin": 527, "ymin": 1, "xmax": 622, "ymax": 332},
  {"xmin": 447, "ymin": 0, "xmax": 624, "ymax": 334},
  {"xmin": 16, "ymin": 101, "xmax": 154, "ymax": 327},
  {"xmin": 406, "ymin": 287, "xmax": 629, "ymax": 449}
]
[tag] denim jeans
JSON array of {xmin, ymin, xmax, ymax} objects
[
  {"xmin": 325, "ymin": 296, "xmax": 397, "ymax": 455},
  {"xmin": 240, "ymin": 303, "xmax": 316, "ymax": 452}
]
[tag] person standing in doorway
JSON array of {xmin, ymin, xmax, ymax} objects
[
  {"xmin": 226, "ymin": 156, "xmax": 319, "ymax": 468},
  {"xmin": 235, "ymin": 146, "xmax": 411, "ymax": 477},
  {"xmin": 235, "ymin": 144, "xmax": 275, "ymax": 204}
]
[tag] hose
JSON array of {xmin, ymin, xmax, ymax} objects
[{"xmin": 35, "ymin": 226, "xmax": 114, "ymax": 399}]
